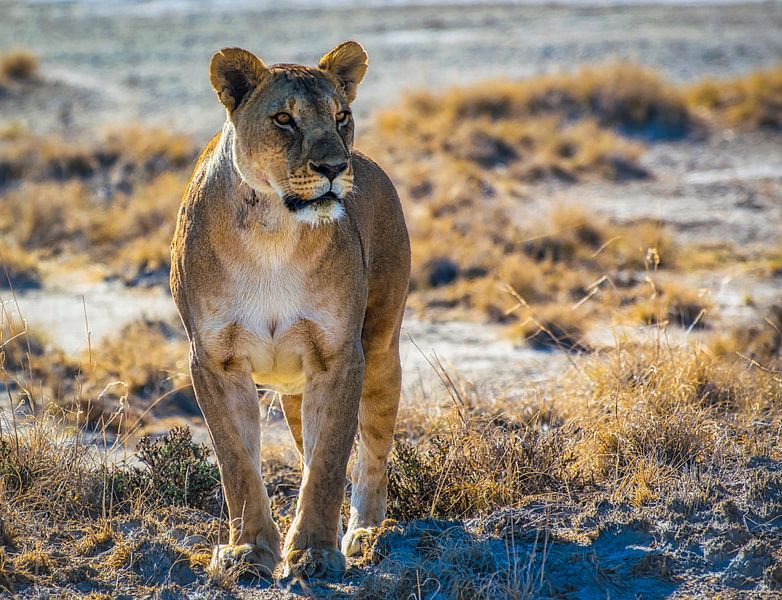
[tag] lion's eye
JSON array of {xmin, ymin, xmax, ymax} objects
[
  {"xmin": 336, "ymin": 110, "xmax": 350, "ymax": 125},
  {"xmin": 272, "ymin": 112, "xmax": 293, "ymax": 126}
]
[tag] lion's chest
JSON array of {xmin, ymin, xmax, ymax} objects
[{"xmin": 224, "ymin": 263, "xmax": 321, "ymax": 396}]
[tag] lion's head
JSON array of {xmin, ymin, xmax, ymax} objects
[{"xmin": 209, "ymin": 42, "xmax": 368, "ymax": 225}]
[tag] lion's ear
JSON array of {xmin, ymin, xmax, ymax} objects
[
  {"xmin": 210, "ymin": 48, "xmax": 267, "ymax": 112},
  {"xmin": 318, "ymin": 41, "xmax": 368, "ymax": 104}
]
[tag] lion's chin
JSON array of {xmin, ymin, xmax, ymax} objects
[{"xmin": 283, "ymin": 192, "xmax": 345, "ymax": 226}]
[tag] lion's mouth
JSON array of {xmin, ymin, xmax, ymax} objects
[
  {"xmin": 315, "ymin": 191, "xmax": 339, "ymax": 202},
  {"xmin": 282, "ymin": 191, "xmax": 341, "ymax": 213}
]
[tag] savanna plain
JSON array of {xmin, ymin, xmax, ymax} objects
[{"xmin": 1, "ymin": 1, "xmax": 782, "ymax": 598}]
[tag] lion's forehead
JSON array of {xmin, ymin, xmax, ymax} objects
[{"xmin": 265, "ymin": 66, "xmax": 339, "ymax": 104}]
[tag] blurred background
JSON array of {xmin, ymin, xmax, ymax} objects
[{"xmin": 4, "ymin": 0, "xmax": 782, "ymax": 138}]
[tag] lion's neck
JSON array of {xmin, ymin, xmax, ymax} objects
[{"xmin": 213, "ymin": 121, "xmax": 299, "ymax": 234}]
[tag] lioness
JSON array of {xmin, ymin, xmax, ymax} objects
[{"xmin": 170, "ymin": 41, "xmax": 410, "ymax": 579}]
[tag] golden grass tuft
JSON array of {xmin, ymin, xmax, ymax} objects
[
  {"xmin": 509, "ymin": 302, "xmax": 590, "ymax": 352},
  {"xmin": 630, "ymin": 280, "xmax": 711, "ymax": 329},
  {"xmin": 381, "ymin": 62, "xmax": 690, "ymax": 141},
  {"xmin": 101, "ymin": 126, "xmax": 196, "ymax": 172},
  {"xmin": 0, "ymin": 309, "xmax": 190, "ymax": 433},
  {"xmin": 388, "ymin": 331, "xmax": 782, "ymax": 520},
  {"xmin": 0, "ymin": 173, "xmax": 186, "ymax": 284},
  {"xmin": 405, "ymin": 194, "xmax": 676, "ymax": 338},
  {"xmin": 0, "ymin": 127, "xmax": 97, "ymax": 185},
  {"xmin": 0, "ymin": 50, "xmax": 39, "ymax": 84},
  {"xmin": 0, "ymin": 240, "xmax": 42, "ymax": 290},
  {"xmin": 688, "ymin": 63, "xmax": 782, "ymax": 130},
  {"xmin": 0, "ymin": 124, "xmax": 196, "ymax": 189}
]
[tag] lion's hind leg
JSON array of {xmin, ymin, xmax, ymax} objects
[{"xmin": 281, "ymin": 393, "xmax": 304, "ymax": 460}]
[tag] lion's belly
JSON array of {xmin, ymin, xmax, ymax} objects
[
  {"xmin": 251, "ymin": 370, "xmax": 306, "ymax": 395},
  {"xmin": 233, "ymin": 321, "xmax": 307, "ymax": 394},
  {"xmin": 244, "ymin": 332, "xmax": 307, "ymax": 395}
]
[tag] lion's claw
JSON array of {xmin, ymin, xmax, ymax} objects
[
  {"xmin": 283, "ymin": 547, "xmax": 346, "ymax": 580},
  {"xmin": 210, "ymin": 542, "xmax": 278, "ymax": 578},
  {"xmin": 341, "ymin": 526, "xmax": 373, "ymax": 557}
]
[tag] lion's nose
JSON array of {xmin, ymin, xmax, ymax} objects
[{"xmin": 310, "ymin": 161, "xmax": 348, "ymax": 182}]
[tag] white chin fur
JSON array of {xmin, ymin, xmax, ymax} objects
[{"xmin": 293, "ymin": 199, "xmax": 346, "ymax": 226}]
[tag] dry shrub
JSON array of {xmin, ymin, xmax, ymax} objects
[
  {"xmin": 101, "ymin": 127, "xmax": 196, "ymax": 175},
  {"xmin": 524, "ymin": 207, "xmax": 673, "ymax": 271},
  {"xmin": 89, "ymin": 172, "xmax": 187, "ymax": 285},
  {"xmin": 0, "ymin": 127, "xmax": 97, "ymax": 186},
  {"xmin": 406, "ymin": 194, "xmax": 675, "ymax": 335},
  {"xmin": 0, "ymin": 315, "xmax": 191, "ymax": 433},
  {"xmin": 111, "ymin": 427, "xmax": 221, "ymax": 512},
  {"xmin": 96, "ymin": 127, "xmax": 198, "ymax": 189},
  {"xmin": 0, "ymin": 50, "xmax": 39, "ymax": 84},
  {"xmin": 689, "ymin": 63, "xmax": 782, "ymax": 130},
  {"xmin": 0, "ymin": 125, "xmax": 196, "ymax": 190},
  {"xmin": 381, "ymin": 62, "xmax": 690, "ymax": 144},
  {"xmin": 510, "ymin": 303, "xmax": 590, "ymax": 352},
  {"xmin": 387, "ymin": 418, "xmax": 574, "ymax": 521},
  {"xmin": 389, "ymin": 334, "xmax": 782, "ymax": 518},
  {"xmin": 0, "ymin": 181, "xmax": 92, "ymax": 254},
  {"xmin": 67, "ymin": 318, "xmax": 193, "ymax": 431},
  {"xmin": 0, "ymin": 417, "xmax": 228, "ymax": 595},
  {"xmin": 630, "ymin": 280, "xmax": 711, "ymax": 329},
  {"xmin": 565, "ymin": 342, "xmax": 782, "ymax": 500},
  {"xmin": 0, "ymin": 174, "xmax": 185, "ymax": 283},
  {"xmin": 0, "ymin": 240, "xmax": 41, "ymax": 290}
]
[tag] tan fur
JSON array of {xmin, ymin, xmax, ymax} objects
[{"xmin": 170, "ymin": 41, "xmax": 410, "ymax": 580}]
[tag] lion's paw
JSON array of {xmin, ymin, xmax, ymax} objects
[
  {"xmin": 283, "ymin": 547, "xmax": 346, "ymax": 580},
  {"xmin": 210, "ymin": 542, "xmax": 278, "ymax": 578},
  {"xmin": 341, "ymin": 526, "xmax": 374, "ymax": 557}
]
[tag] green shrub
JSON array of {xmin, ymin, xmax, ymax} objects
[{"xmin": 114, "ymin": 427, "xmax": 221, "ymax": 513}]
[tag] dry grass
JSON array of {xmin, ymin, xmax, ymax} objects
[
  {"xmin": 0, "ymin": 240, "xmax": 42, "ymax": 290},
  {"xmin": 0, "ymin": 124, "xmax": 97, "ymax": 186},
  {"xmin": 0, "ymin": 292, "xmax": 780, "ymax": 595},
  {"xmin": 0, "ymin": 122, "xmax": 196, "ymax": 285},
  {"xmin": 387, "ymin": 333, "xmax": 782, "ymax": 520},
  {"xmin": 689, "ymin": 63, "xmax": 782, "ymax": 130},
  {"xmin": 629, "ymin": 280, "xmax": 711, "ymax": 329},
  {"xmin": 0, "ymin": 122, "xmax": 193, "ymax": 285},
  {"xmin": 0, "ymin": 169, "xmax": 189, "ymax": 285},
  {"xmin": 362, "ymin": 64, "xmax": 690, "ymax": 336},
  {"xmin": 0, "ymin": 55, "xmax": 780, "ymax": 597},
  {"xmin": 404, "ymin": 194, "xmax": 675, "ymax": 338},
  {"xmin": 377, "ymin": 62, "xmax": 691, "ymax": 144},
  {"xmin": 0, "ymin": 50, "xmax": 39, "ymax": 87},
  {"xmin": 0, "ymin": 124, "xmax": 196, "ymax": 189},
  {"xmin": 0, "ymin": 416, "xmax": 227, "ymax": 596},
  {"xmin": 0, "ymin": 310, "xmax": 191, "ymax": 433}
]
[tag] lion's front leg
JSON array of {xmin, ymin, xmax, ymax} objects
[
  {"xmin": 342, "ymin": 346, "xmax": 401, "ymax": 557},
  {"xmin": 189, "ymin": 350, "xmax": 280, "ymax": 577},
  {"xmin": 282, "ymin": 342, "xmax": 364, "ymax": 580}
]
